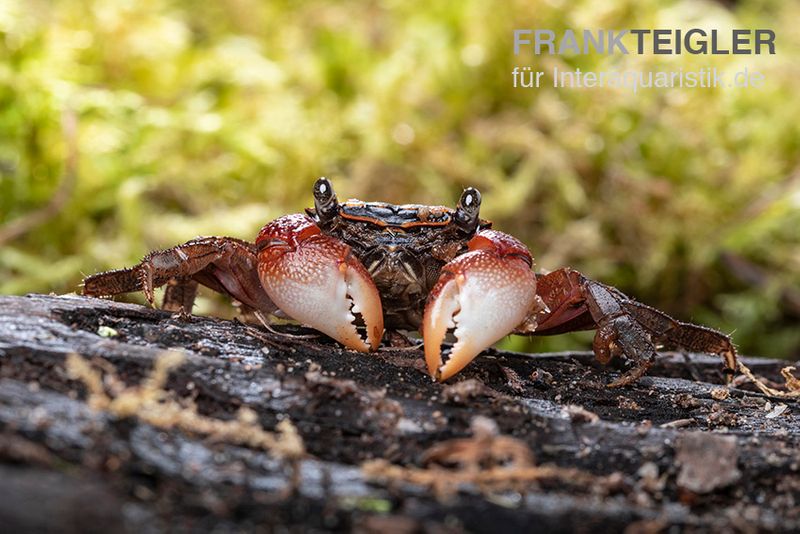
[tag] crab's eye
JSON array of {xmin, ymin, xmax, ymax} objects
[
  {"xmin": 313, "ymin": 177, "xmax": 339, "ymax": 223},
  {"xmin": 455, "ymin": 187, "xmax": 481, "ymax": 233}
]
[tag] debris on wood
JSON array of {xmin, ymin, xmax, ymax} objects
[
  {"xmin": 563, "ymin": 404, "xmax": 600, "ymax": 424},
  {"xmin": 66, "ymin": 352, "xmax": 305, "ymax": 459},
  {"xmin": 0, "ymin": 294, "xmax": 798, "ymax": 532},
  {"xmin": 363, "ymin": 416, "xmax": 623, "ymax": 500},
  {"xmin": 738, "ymin": 361, "xmax": 800, "ymax": 399},
  {"xmin": 675, "ymin": 433, "xmax": 741, "ymax": 494},
  {"xmin": 710, "ymin": 387, "xmax": 730, "ymax": 401}
]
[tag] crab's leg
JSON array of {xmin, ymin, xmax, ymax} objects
[
  {"xmin": 423, "ymin": 230, "xmax": 541, "ymax": 381},
  {"xmin": 257, "ymin": 214, "xmax": 384, "ymax": 352},
  {"xmin": 620, "ymin": 300, "xmax": 738, "ymax": 375},
  {"xmin": 162, "ymin": 277, "xmax": 199, "ymax": 313},
  {"xmin": 528, "ymin": 268, "xmax": 737, "ymax": 386},
  {"xmin": 82, "ymin": 237, "xmax": 278, "ymax": 315},
  {"xmin": 582, "ymin": 279, "xmax": 661, "ymax": 387}
]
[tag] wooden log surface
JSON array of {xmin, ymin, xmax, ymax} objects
[{"xmin": 0, "ymin": 294, "xmax": 798, "ymax": 532}]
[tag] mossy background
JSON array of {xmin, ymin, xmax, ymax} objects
[{"xmin": 1, "ymin": 0, "xmax": 798, "ymax": 359}]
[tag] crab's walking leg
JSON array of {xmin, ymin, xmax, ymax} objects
[
  {"xmin": 583, "ymin": 280, "xmax": 659, "ymax": 387},
  {"xmin": 620, "ymin": 300, "xmax": 738, "ymax": 378},
  {"xmin": 82, "ymin": 237, "xmax": 277, "ymax": 315},
  {"xmin": 529, "ymin": 268, "xmax": 737, "ymax": 387},
  {"xmin": 423, "ymin": 230, "xmax": 540, "ymax": 381},
  {"xmin": 162, "ymin": 278, "xmax": 199, "ymax": 314},
  {"xmin": 257, "ymin": 214, "xmax": 384, "ymax": 352}
]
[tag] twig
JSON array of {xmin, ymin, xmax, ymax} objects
[{"xmin": 737, "ymin": 362, "xmax": 800, "ymax": 399}]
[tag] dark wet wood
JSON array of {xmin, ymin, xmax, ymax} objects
[{"xmin": 0, "ymin": 294, "xmax": 798, "ymax": 532}]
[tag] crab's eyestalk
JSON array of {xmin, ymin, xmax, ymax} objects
[
  {"xmin": 313, "ymin": 177, "xmax": 339, "ymax": 225},
  {"xmin": 454, "ymin": 187, "xmax": 482, "ymax": 233}
]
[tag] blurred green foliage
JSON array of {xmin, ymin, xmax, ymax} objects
[{"xmin": 1, "ymin": 0, "xmax": 798, "ymax": 359}]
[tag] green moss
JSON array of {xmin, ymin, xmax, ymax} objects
[{"xmin": 1, "ymin": 0, "xmax": 798, "ymax": 359}]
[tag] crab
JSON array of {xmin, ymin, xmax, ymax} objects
[{"xmin": 82, "ymin": 178, "xmax": 737, "ymax": 387}]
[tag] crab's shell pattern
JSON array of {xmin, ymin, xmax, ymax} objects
[{"xmin": 338, "ymin": 201, "xmax": 455, "ymax": 228}]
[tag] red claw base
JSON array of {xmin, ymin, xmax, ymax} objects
[
  {"xmin": 257, "ymin": 214, "xmax": 384, "ymax": 352},
  {"xmin": 423, "ymin": 230, "xmax": 540, "ymax": 381}
]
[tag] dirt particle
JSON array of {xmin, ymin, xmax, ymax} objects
[
  {"xmin": 396, "ymin": 418, "xmax": 423, "ymax": 435},
  {"xmin": 660, "ymin": 418, "xmax": 695, "ymax": 429},
  {"xmin": 133, "ymin": 485, "xmax": 156, "ymax": 501},
  {"xmin": 708, "ymin": 402, "xmax": 739, "ymax": 428},
  {"xmin": 355, "ymin": 514, "xmax": 418, "ymax": 534},
  {"xmin": 500, "ymin": 365, "xmax": 525, "ymax": 393},
  {"xmin": 0, "ymin": 433, "xmax": 54, "ymax": 466},
  {"xmin": 97, "ymin": 325, "xmax": 119, "ymax": 338},
  {"xmin": 563, "ymin": 404, "xmax": 599, "ymax": 424},
  {"xmin": 617, "ymin": 396, "xmax": 641, "ymax": 411},
  {"xmin": 710, "ymin": 387, "xmax": 730, "ymax": 401},
  {"xmin": 765, "ymin": 403, "xmax": 789, "ymax": 419},
  {"xmin": 624, "ymin": 519, "xmax": 668, "ymax": 534},
  {"xmin": 441, "ymin": 379, "xmax": 494, "ymax": 405},
  {"xmin": 530, "ymin": 368, "xmax": 554, "ymax": 386},
  {"xmin": 636, "ymin": 420, "xmax": 652, "ymax": 435},
  {"xmin": 469, "ymin": 415, "xmax": 499, "ymax": 439},
  {"xmin": 673, "ymin": 393, "xmax": 701, "ymax": 410},
  {"xmin": 636, "ymin": 461, "xmax": 665, "ymax": 494},
  {"xmin": 675, "ymin": 433, "xmax": 741, "ymax": 494}
]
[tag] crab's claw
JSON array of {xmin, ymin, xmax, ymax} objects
[
  {"xmin": 423, "ymin": 230, "xmax": 539, "ymax": 381},
  {"xmin": 257, "ymin": 214, "xmax": 384, "ymax": 352}
]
